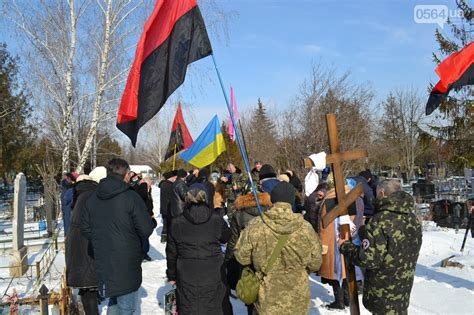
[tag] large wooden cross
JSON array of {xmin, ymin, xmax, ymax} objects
[{"xmin": 322, "ymin": 113, "xmax": 368, "ymax": 315}]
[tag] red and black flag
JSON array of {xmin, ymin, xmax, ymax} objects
[
  {"xmin": 426, "ymin": 41, "xmax": 474, "ymax": 115},
  {"xmin": 117, "ymin": 0, "xmax": 212, "ymax": 146},
  {"xmin": 164, "ymin": 103, "xmax": 193, "ymax": 160}
]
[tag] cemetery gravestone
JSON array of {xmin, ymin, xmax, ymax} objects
[{"xmin": 9, "ymin": 173, "xmax": 28, "ymax": 277}]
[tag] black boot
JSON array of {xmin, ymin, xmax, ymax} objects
[
  {"xmin": 80, "ymin": 289, "xmax": 99, "ymax": 315},
  {"xmin": 343, "ymin": 280, "xmax": 349, "ymax": 307},
  {"xmin": 326, "ymin": 281, "xmax": 345, "ymax": 309}
]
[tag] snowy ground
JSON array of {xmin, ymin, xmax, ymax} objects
[{"xmin": 99, "ymin": 188, "xmax": 473, "ymax": 314}]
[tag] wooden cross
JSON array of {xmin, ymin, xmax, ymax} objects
[{"xmin": 322, "ymin": 113, "xmax": 368, "ymax": 315}]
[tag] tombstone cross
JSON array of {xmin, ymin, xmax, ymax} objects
[{"xmin": 322, "ymin": 113, "xmax": 368, "ymax": 315}]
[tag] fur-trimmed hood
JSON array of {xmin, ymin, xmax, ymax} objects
[{"xmin": 234, "ymin": 192, "xmax": 272, "ymax": 210}]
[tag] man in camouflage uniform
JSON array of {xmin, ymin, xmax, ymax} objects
[
  {"xmin": 251, "ymin": 161, "xmax": 262, "ymax": 189},
  {"xmin": 235, "ymin": 181, "xmax": 322, "ymax": 315},
  {"xmin": 339, "ymin": 179, "xmax": 422, "ymax": 315},
  {"xmin": 220, "ymin": 163, "xmax": 248, "ymax": 220}
]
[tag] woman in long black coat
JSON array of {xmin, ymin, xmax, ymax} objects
[
  {"xmin": 166, "ymin": 183, "xmax": 232, "ymax": 315},
  {"xmin": 66, "ymin": 176, "xmax": 99, "ymax": 315}
]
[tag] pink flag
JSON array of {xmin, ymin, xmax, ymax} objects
[{"xmin": 227, "ymin": 86, "xmax": 239, "ymax": 141}]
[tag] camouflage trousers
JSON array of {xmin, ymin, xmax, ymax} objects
[{"xmin": 226, "ymin": 201, "xmax": 237, "ymax": 221}]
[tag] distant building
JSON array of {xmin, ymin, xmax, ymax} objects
[{"xmin": 130, "ymin": 165, "xmax": 156, "ymax": 179}]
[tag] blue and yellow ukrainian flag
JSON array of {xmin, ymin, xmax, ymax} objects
[{"xmin": 179, "ymin": 115, "xmax": 226, "ymax": 168}]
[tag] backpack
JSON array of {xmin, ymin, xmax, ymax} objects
[{"xmin": 236, "ymin": 234, "xmax": 289, "ymax": 305}]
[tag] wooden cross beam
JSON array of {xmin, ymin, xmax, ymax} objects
[{"xmin": 322, "ymin": 113, "xmax": 368, "ymax": 315}]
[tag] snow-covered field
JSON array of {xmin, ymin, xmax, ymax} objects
[{"xmin": 103, "ymin": 188, "xmax": 473, "ymax": 314}]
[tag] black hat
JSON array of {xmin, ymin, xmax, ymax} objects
[
  {"xmin": 359, "ymin": 170, "xmax": 373, "ymax": 181},
  {"xmin": 198, "ymin": 168, "xmax": 209, "ymax": 179},
  {"xmin": 315, "ymin": 182, "xmax": 329, "ymax": 194},
  {"xmin": 171, "ymin": 170, "xmax": 178, "ymax": 177},
  {"xmin": 177, "ymin": 169, "xmax": 187, "ymax": 178},
  {"xmin": 270, "ymin": 181, "xmax": 296, "ymax": 205},
  {"xmin": 163, "ymin": 171, "xmax": 173, "ymax": 180},
  {"xmin": 259, "ymin": 164, "xmax": 277, "ymax": 180}
]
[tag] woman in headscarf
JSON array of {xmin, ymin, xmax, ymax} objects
[{"xmin": 166, "ymin": 183, "xmax": 232, "ymax": 314}]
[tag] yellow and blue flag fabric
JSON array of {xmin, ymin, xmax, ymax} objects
[{"xmin": 179, "ymin": 115, "xmax": 226, "ymax": 168}]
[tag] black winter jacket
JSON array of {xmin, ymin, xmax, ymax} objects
[
  {"xmin": 81, "ymin": 175, "xmax": 154, "ymax": 298},
  {"xmin": 355, "ymin": 175, "xmax": 375, "ymax": 217},
  {"xmin": 159, "ymin": 179, "xmax": 174, "ymax": 216},
  {"xmin": 171, "ymin": 178, "xmax": 188, "ymax": 217},
  {"xmin": 133, "ymin": 182, "xmax": 157, "ymax": 228},
  {"xmin": 66, "ymin": 180, "xmax": 98, "ymax": 288},
  {"xmin": 166, "ymin": 202, "xmax": 231, "ymax": 314},
  {"xmin": 303, "ymin": 190, "xmax": 322, "ymax": 234}
]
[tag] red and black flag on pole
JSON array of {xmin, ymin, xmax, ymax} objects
[
  {"xmin": 117, "ymin": 0, "xmax": 212, "ymax": 146},
  {"xmin": 426, "ymin": 41, "xmax": 474, "ymax": 115},
  {"xmin": 164, "ymin": 103, "xmax": 193, "ymax": 160}
]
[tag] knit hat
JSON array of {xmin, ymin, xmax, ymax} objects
[
  {"xmin": 315, "ymin": 182, "xmax": 329, "ymax": 194},
  {"xmin": 198, "ymin": 168, "xmax": 209, "ymax": 179},
  {"xmin": 359, "ymin": 170, "xmax": 373, "ymax": 181},
  {"xmin": 177, "ymin": 169, "xmax": 187, "ymax": 178},
  {"xmin": 270, "ymin": 181, "xmax": 296, "ymax": 205},
  {"xmin": 163, "ymin": 171, "xmax": 174, "ymax": 180},
  {"xmin": 89, "ymin": 166, "xmax": 107, "ymax": 183},
  {"xmin": 259, "ymin": 164, "xmax": 277, "ymax": 180}
]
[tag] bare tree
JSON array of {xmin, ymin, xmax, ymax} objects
[
  {"xmin": 274, "ymin": 62, "xmax": 373, "ymax": 176},
  {"xmin": 378, "ymin": 88, "xmax": 426, "ymax": 178},
  {"xmin": 75, "ymin": 0, "xmax": 143, "ymax": 173},
  {"xmin": 3, "ymin": 0, "xmax": 90, "ymax": 174}
]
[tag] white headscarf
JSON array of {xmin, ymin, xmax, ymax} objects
[{"xmin": 304, "ymin": 152, "xmax": 327, "ymax": 196}]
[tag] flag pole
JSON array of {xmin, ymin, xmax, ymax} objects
[
  {"xmin": 211, "ymin": 53, "xmax": 263, "ymax": 214},
  {"xmin": 172, "ymin": 143, "xmax": 177, "ymax": 170},
  {"xmin": 238, "ymin": 120, "xmax": 250, "ymax": 164}
]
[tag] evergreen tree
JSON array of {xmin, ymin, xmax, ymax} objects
[
  {"xmin": 0, "ymin": 43, "xmax": 35, "ymax": 182},
  {"xmin": 246, "ymin": 98, "xmax": 278, "ymax": 166},
  {"xmin": 431, "ymin": 0, "xmax": 473, "ymax": 173},
  {"xmin": 214, "ymin": 121, "xmax": 243, "ymax": 172}
]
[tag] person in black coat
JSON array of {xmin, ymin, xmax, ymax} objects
[
  {"xmin": 170, "ymin": 169, "xmax": 188, "ymax": 218},
  {"xmin": 196, "ymin": 168, "xmax": 215, "ymax": 209},
  {"xmin": 66, "ymin": 175, "xmax": 99, "ymax": 315},
  {"xmin": 286, "ymin": 170, "xmax": 304, "ymax": 212},
  {"xmin": 81, "ymin": 159, "xmax": 154, "ymax": 313},
  {"xmin": 355, "ymin": 170, "xmax": 375, "ymax": 220},
  {"xmin": 166, "ymin": 183, "xmax": 232, "ymax": 315},
  {"xmin": 304, "ymin": 182, "xmax": 329, "ymax": 234},
  {"xmin": 130, "ymin": 172, "xmax": 158, "ymax": 262},
  {"xmin": 159, "ymin": 171, "xmax": 177, "ymax": 243}
]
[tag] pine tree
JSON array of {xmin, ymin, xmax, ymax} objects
[
  {"xmin": 431, "ymin": 0, "xmax": 473, "ymax": 173},
  {"xmin": 0, "ymin": 43, "xmax": 35, "ymax": 182},
  {"xmin": 246, "ymin": 98, "xmax": 278, "ymax": 166},
  {"xmin": 214, "ymin": 121, "xmax": 243, "ymax": 172}
]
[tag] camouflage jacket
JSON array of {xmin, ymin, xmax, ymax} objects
[
  {"xmin": 223, "ymin": 172, "xmax": 248, "ymax": 203},
  {"xmin": 235, "ymin": 202, "xmax": 322, "ymax": 315},
  {"xmin": 340, "ymin": 191, "xmax": 422, "ymax": 314},
  {"xmin": 222, "ymin": 173, "xmax": 249, "ymax": 220}
]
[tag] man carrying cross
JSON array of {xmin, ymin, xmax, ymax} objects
[{"xmin": 339, "ymin": 179, "xmax": 422, "ymax": 315}]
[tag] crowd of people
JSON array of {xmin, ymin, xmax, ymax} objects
[{"xmin": 63, "ymin": 157, "xmax": 425, "ymax": 315}]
